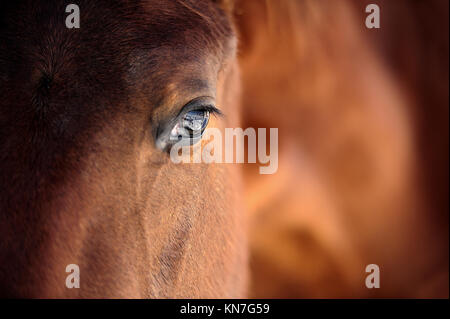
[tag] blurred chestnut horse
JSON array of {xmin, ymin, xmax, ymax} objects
[
  {"xmin": 236, "ymin": 0, "xmax": 448, "ymax": 298},
  {"xmin": 0, "ymin": 0, "xmax": 448, "ymax": 298}
]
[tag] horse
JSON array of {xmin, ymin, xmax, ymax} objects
[
  {"xmin": 0, "ymin": 0, "xmax": 448, "ymax": 299},
  {"xmin": 0, "ymin": 0, "xmax": 247, "ymax": 298}
]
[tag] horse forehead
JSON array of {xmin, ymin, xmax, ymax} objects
[
  {"xmin": 0, "ymin": 0, "xmax": 234, "ymax": 124},
  {"xmin": 0, "ymin": 0, "xmax": 233, "ymax": 72}
]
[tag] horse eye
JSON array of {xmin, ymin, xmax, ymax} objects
[
  {"xmin": 169, "ymin": 109, "xmax": 210, "ymax": 144},
  {"xmin": 155, "ymin": 98, "xmax": 221, "ymax": 152}
]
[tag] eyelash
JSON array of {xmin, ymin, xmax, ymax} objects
[{"xmin": 181, "ymin": 105, "xmax": 223, "ymax": 118}]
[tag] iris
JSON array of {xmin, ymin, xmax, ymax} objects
[{"xmin": 170, "ymin": 109, "xmax": 210, "ymax": 142}]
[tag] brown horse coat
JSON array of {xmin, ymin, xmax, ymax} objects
[
  {"xmin": 0, "ymin": 0, "xmax": 246, "ymax": 298},
  {"xmin": 0, "ymin": 0, "xmax": 448, "ymax": 298}
]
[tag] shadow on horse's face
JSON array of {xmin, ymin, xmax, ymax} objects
[{"xmin": 0, "ymin": 0, "xmax": 247, "ymax": 298}]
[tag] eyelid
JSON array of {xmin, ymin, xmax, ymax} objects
[{"xmin": 176, "ymin": 96, "xmax": 223, "ymax": 118}]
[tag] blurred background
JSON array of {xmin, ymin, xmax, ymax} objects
[{"xmin": 233, "ymin": 0, "xmax": 448, "ymax": 298}]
